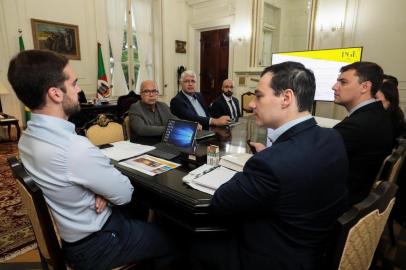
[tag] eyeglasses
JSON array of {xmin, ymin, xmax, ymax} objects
[
  {"xmin": 183, "ymin": 80, "xmax": 196, "ymax": 84},
  {"xmin": 141, "ymin": 89, "xmax": 159, "ymax": 95}
]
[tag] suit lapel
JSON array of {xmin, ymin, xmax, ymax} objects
[{"xmin": 221, "ymin": 95, "xmax": 233, "ymax": 116}]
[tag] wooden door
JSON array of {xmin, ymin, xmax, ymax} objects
[{"xmin": 200, "ymin": 28, "xmax": 229, "ymax": 106}]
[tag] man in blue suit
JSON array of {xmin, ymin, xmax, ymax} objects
[
  {"xmin": 210, "ymin": 79, "xmax": 241, "ymax": 121},
  {"xmin": 170, "ymin": 70, "xmax": 230, "ymax": 129},
  {"xmin": 192, "ymin": 62, "xmax": 348, "ymax": 270}
]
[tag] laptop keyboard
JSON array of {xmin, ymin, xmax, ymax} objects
[{"xmin": 148, "ymin": 143, "xmax": 181, "ymax": 160}]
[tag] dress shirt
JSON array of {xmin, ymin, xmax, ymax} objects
[
  {"xmin": 182, "ymin": 90, "xmax": 208, "ymax": 117},
  {"xmin": 19, "ymin": 114, "xmax": 133, "ymax": 242},
  {"xmin": 348, "ymin": 99, "xmax": 377, "ymax": 116},
  {"xmin": 223, "ymin": 94, "xmax": 238, "ymax": 119},
  {"xmin": 268, "ymin": 115, "xmax": 313, "ymax": 143}
]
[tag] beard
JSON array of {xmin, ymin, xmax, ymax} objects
[
  {"xmin": 62, "ymin": 94, "xmax": 81, "ymax": 117},
  {"xmin": 224, "ymin": 91, "xmax": 233, "ymax": 97}
]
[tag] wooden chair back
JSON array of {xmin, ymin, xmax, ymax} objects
[
  {"xmin": 85, "ymin": 114, "xmax": 125, "ymax": 146},
  {"xmin": 326, "ymin": 181, "xmax": 398, "ymax": 270},
  {"xmin": 241, "ymin": 91, "xmax": 255, "ymax": 116},
  {"xmin": 7, "ymin": 156, "xmax": 67, "ymax": 270}
]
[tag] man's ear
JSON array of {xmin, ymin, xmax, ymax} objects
[
  {"xmin": 47, "ymin": 87, "xmax": 63, "ymax": 103},
  {"xmin": 281, "ymin": 89, "xmax": 293, "ymax": 109},
  {"xmin": 360, "ymin": 81, "xmax": 372, "ymax": 94}
]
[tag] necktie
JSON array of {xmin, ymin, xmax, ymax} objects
[{"xmin": 229, "ymin": 100, "xmax": 236, "ymax": 119}]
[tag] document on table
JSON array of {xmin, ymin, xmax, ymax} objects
[
  {"xmin": 100, "ymin": 141, "xmax": 155, "ymax": 161},
  {"xmin": 187, "ymin": 166, "xmax": 237, "ymax": 195}
]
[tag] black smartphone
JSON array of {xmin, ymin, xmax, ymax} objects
[
  {"xmin": 246, "ymin": 139, "xmax": 257, "ymax": 154},
  {"xmin": 99, "ymin": 143, "xmax": 113, "ymax": 149}
]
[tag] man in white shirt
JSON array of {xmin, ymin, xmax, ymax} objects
[
  {"xmin": 170, "ymin": 70, "xmax": 230, "ymax": 129},
  {"xmin": 8, "ymin": 50, "xmax": 178, "ymax": 269}
]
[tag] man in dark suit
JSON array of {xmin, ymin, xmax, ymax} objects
[
  {"xmin": 192, "ymin": 62, "xmax": 348, "ymax": 270},
  {"xmin": 170, "ymin": 70, "xmax": 230, "ymax": 129},
  {"xmin": 332, "ymin": 61, "xmax": 394, "ymax": 205},
  {"xmin": 210, "ymin": 79, "xmax": 241, "ymax": 121}
]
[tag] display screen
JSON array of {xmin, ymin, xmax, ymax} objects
[{"xmin": 163, "ymin": 119, "xmax": 197, "ymax": 147}]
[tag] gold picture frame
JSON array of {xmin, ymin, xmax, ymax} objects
[
  {"xmin": 175, "ymin": 40, "xmax": 186, "ymax": 53},
  {"xmin": 31, "ymin": 19, "xmax": 81, "ymax": 60}
]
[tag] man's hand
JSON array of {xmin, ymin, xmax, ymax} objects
[
  {"xmin": 211, "ymin": 116, "xmax": 230, "ymax": 126},
  {"xmin": 197, "ymin": 124, "xmax": 203, "ymax": 131},
  {"xmin": 249, "ymin": 142, "xmax": 266, "ymax": 153},
  {"xmin": 95, "ymin": 195, "xmax": 108, "ymax": 214}
]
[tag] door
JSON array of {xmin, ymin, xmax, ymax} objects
[{"xmin": 200, "ymin": 28, "xmax": 229, "ymax": 106}]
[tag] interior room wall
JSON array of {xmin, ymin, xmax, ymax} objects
[
  {"xmin": 0, "ymin": 0, "xmax": 110, "ymax": 124},
  {"xmin": 313, "ymin": 0, "xmax": 406, "ymax": 119}
]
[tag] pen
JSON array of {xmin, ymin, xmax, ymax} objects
[{"xmin": 194, "ymin": 165, "xmax": 219, "ymax": 179}]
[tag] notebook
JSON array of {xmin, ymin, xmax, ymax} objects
[{"xmin": 147, "ymin": 119, "xmax": 198, "ymax": 160}]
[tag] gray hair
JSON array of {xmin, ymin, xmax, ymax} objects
[{"xmin": 181, "ymin": 70, "xmax": 196, "ymax": 82}]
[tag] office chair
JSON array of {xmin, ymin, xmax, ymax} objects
[
  {"xmin": 325, "ymin": 181, "xmax": 398, "ymax": 270},
  {"xmin": 240, "ymin": 91, "xmax": 255, "ymax": 116},
  {"xmin": 8, "ymin": 156, "xmax": 137, "ymax": 270},
  {"xmin": 85, "ymin": 114, "xmax": 125, "ymax": 146}
]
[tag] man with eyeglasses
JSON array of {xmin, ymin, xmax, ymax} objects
[
  {"xmin": 210, "ymin": 79, "xmax": 241, "ymax": 121},
  {"xmin": 128, "ymin": 80, "xmax": 177, "ymax": 142},
  {"xmin": 170, "ymin": 70, "xmax": 230, "ymax": 129}
]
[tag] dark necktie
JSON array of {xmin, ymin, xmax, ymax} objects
[{"xmin": 229, "ymin": 100, "xmax": 236, "ymax": 119}]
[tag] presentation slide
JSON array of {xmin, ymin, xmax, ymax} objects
[{"xmin": 271, "ymin": 47, "xmax": 363, "ymax": 101}]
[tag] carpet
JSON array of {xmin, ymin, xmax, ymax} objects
[{"xmin": 0, "ymin": 142, "xmax": 36, "ymax": 262}]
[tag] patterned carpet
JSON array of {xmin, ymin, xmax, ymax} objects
[{"xmin": 0, "ymin": 142, "xmax": 36, "ymax": 262}]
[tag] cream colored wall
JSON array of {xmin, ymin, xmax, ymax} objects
[
  {"xmin": 313, "ymin": 0, "xmax": 406, "ymax": 119},
  {"xmin": 0, "ymin": 0, "xmax": 110, "ymax": 124}
]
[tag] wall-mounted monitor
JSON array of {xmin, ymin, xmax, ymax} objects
[{"xmin": 271, "ymin": 47, "xmax": 363, "ymax": 101}]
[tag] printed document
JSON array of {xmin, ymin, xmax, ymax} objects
[
  {"xmin": 118, "ymin": 154, "xmax": 180, "ymax": 176},
  {"xmin": 101, "ymin": 141, "xmax": 155, "ymax": 161}
]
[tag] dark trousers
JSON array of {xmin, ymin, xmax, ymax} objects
[{"xmin": 63, "ymin": 209, "xmax": 178, "ymax": 270}]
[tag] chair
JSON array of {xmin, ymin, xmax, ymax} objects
[
  {"xmin": 8, "ymin": 156, "xmax": 68, "ymax": 270},
  {"xmin": 326, "ymin": 181, "xmax": 398, "ymax": 270},
  {"xmin": 116, "ymin": 91, "xmax": 140, "ymax": 117},
  {"xmin": 241, "ymin": 91, "xmax": 255, "ymax": 116},
  {"xmin": 8, "ymin": 156, "xmax": 137, "ymax": 270},
  {"xmin": 375, "ymin": 140, "xmax": 406, "ymax": 184},
  {"xmin": 85, "ymin": 114, "xmax": 125, "ymax": 146},
  {"xmin": 123, "ymin": 114, "xmax": 131, "ymax": 141}
]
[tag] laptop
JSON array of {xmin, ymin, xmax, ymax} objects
[{"xmin": 147, "ymin": 119, "xmax": 198, "ymax": 160}]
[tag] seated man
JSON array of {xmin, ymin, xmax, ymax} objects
[
  {"xmin": 129, "ymin": 80, "xmax": 177, "ymax": 142},
  {"xmin": 210, "ymin": 79, "xmax": 241, "ymax": 121},
  {"xmin": 8, "ymin": 50, "xmax": 178, "ymax": 270},
  {"xmin": 170, "ymin": 70, "xmax": 230, "ymax": 129},
  {"xmin": 332, "ymin": 61, "xmax": 394, "ymax": 205},
  {"xmin": 193, "ymin": 62, "xmax": 348, "ymax": 269}
]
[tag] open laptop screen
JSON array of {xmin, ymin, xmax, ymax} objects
[{"xmin": 162, "ymin": 119, "xmax": 198, "ymax": 148}]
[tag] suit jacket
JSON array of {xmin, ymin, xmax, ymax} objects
[
  {"xmin": 211, "ymin": 118, "xmax": 348, "ymax": 270},
  {"xmin": 210, "ymin": 95, "xmax": 241, "ymax": 120},
  {"xmin": 334, "ymin": 101, "xmax": 394, "ymax": 205},
  {"xmin": 170, "ymin": 91, "xmax": 211, "ymax": 129}
]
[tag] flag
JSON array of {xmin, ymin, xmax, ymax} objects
[
  {"xmin": 97, "ymin": 43, "xmax": 110, "ymax": 99},
  {"xmin": 18, "ymin": 29, "xmax": 31, "ymax": 123}
]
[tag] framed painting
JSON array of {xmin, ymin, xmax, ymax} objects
[{"xmin": 31, "ymin": 19, "xmax": 81, "ymax": 60}]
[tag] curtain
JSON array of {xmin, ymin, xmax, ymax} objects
[
  {"xmin": 106, "ymin": 0, "xmax": 129, "ymax": 96},
  {"xmin": 132, "ymin": 0, "xmax": 154, "ymax": 94}
]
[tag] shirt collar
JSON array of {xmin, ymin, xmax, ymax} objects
[
  {"xmin": 30, "ymin": 113, "xmax": 76, "ymax": 134},
  {"xmin": 348, "ymin": 99, "xmax": 377, "ymax": 116},
  {"xmin": 182, "ymin": 90, "xmax": 196, "ymax": 101},
  {"xmin": 222, "ymin": 93, "xmax": 232, "ymax": 101},
  {"xmin": 268, "ymin": 115, "xmax": 313, "ymax": 143}
]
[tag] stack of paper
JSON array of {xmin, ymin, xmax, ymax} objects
[
  {"xmin": 218, "ymin": 153, "xmax": 252, "ymax": 172},
  {"xmin": 118, "ymin": 154, "xmax": 180, "ymax": 176},
  {"xmin": 100, "ymin": 141, "xmax": 155, "ymax": 161},
  {"xmin": 188, "ymin": 166, "xmax": 237, "ymax": 195}
]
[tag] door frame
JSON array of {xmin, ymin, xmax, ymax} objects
[{"xmin": 188, "ymin": 16, "xmax": 234, "ymax": 92}]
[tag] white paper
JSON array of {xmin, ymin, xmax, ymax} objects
[
  {"xmin": 100, "ymin": 141, "xmax": 155, "ymax": 161},
  {"xmin": 192, "ymin": 166, "xmax": 237, "ymax": 191}
]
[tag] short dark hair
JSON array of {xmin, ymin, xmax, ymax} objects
[
  {"xmin": 340, "ymin": 61, "xmax": 383, "ymax": 96},
  {"xmin": 7, "ymin": 50, "xmax": 68, "ymax": 110},
  {"xmin": 383, "ymin": 74, "xmax": 399, "ymax": 87},
  {"xmin": 261, "ymin": 61, "xmax": 316, "ymax": 112}
]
